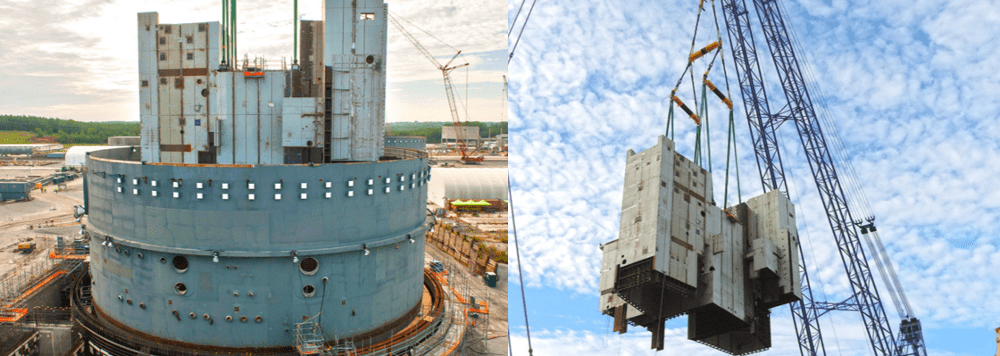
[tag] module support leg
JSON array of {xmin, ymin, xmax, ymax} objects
[
  {"xmin": 650, "ymin": 318, "xmax": 665, "ymax": 350},
  {"xmin": 613, "ymin": 305, "xmax": 628, "ymax": 334}
]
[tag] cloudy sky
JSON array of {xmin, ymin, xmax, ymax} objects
[
  {"xmin": 0, "ymin": 0, "xmax": 507, "ymax": 123},
  {"xmin": 508, "ymin": 0, "xmax": 1000, "ymax": 355}
]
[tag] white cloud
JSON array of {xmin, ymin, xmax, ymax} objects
[
  {"xmin": 509, "ymin": 0, "xmax": 1000, "ymax": 353},
  {"xmin": 0, "ymin": 0, "xmax": 505, "ymax": 122}
]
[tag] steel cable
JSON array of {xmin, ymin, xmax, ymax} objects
[
  {"xmin": 508, "ymin": 0, "xmax": 539, "ymax": 64},
  {"xmin": 508, "ymin": 175, "xmax": 532, "ymax": 356}
]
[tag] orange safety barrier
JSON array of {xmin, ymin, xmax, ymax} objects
[
  {"xmin": 433, "ymin": 272, "xmax": 448, "ymax": 286},
  {"xmin": 449, "ymin": 285, "xmax": 466, "ymax": 304},
  {"xmin": 469, "ymin": 300, "xmax": 489, "ymax": 314},
  {"xmin": 49, "ymin": 251, "xmax": 87, "ymax": 260},
  {"xmin": 50, "ymin": 222, "xmax": 81, "ymax": 228},
  {"xmin": 442, "ymin": 310, "xmax": 470, "ymax": 355},
  {"xmin": 2, "ymin": 270, "xmax": 67, "ymax": 308},
  {"xmin": 0, "ymin": 308, "xmax": 27, "ymax": 323}
]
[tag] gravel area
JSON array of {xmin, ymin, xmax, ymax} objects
[{"xmin": 0, "ymin": 176, "xmax": 84, "ymax": 278}]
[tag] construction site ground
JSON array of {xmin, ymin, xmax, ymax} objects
[
  {"xmin": 0, "ymin": 161, "xmax": 83, "ymax": 279},
  {"xmin": 423, "ymin": 219, "xmax": 508, "ymax": 356},
  {"xmin": 430, "ymin": 155, "xmax": 508, "ymax": 169}
]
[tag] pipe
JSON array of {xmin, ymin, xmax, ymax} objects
[
  {"xmin": 232, "ymin": 0, "xmax": 237, "ymax": 67},
  {"xmin": 293, "ymin": 0, "xmax": 298, "ymax": 64},
  {"xmin": 222, "ymin": 0, "xmax": 228, "ymax": 65}
]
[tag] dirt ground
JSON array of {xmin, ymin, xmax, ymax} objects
[
  {"xmin": 424, "ymin": 233, "xmax": 508, "ymax": 356},
  {"xmin": 0, "ymin": 163, "xmax": 84, "ymax": 278},
  {"xmin": 430, "ymin": 155, "xmax": 508, "ymax": 169}
]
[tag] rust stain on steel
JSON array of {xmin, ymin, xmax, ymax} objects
[
  {"xmin": 158, "ymin": 68, "xmax": 209, "ymax": 77},
  {"xmin": 333, "ymin": 269, "xmax": 446, "ymax": 353},
  {"xmin": 91, "ymin": 304, "xmax": 293, "ymax": 354},
  {"xmin": 84, "ymin": 270, "xmax": 445, "ymax": 354},
  {"xmin": 160, "ymin": 144, "xmax": 193, "ymax": 152},
  {"xmin": 671, "ymin": 236, "xmax": 695, "ymax": 251},
  {"xmin": 145, "ymin": 162, "xmax": 254, "ymax": 168}
]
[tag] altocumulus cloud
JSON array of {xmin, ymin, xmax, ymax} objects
[{"xmin": 508, "ymin": 0, "xmax": 1000, "ymax": 354}]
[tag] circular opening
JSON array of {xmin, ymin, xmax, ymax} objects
[
  {"xmin": 137, "ymin": 253, "xmax": 144, "ymax": 259},
  {"xmin": 299, "ymin": 257, "xmax": 319, "ymax": 275},
  {"xmin": 118, "ymin": 295, "xmax": 123, "ymax": 302},
  {"xmin": 172, "ymin": 256, "xmax": 188, "ymax": 272},
  {"xmin": 365, "ymin": 55, "xmax": 375, "ymax": 64},
  {"xmin": 302, "ymin": 285, "xmax": 316, "ymax": 298},
  {"xmin": 255, "ymin": 316, "xmax": 262, "ymax": 323},
  {"xmin": 248, "ymin": 292, "xmax": 255, "ymax": 298},
  {"xmin": 189, "ymin": 312, "xmax": 196, "ymax": 319},
  {"xmin": 160, "ymin": 257, "xmax": 166, "ymax": 263},
  {"xmin": 196, "ymin": 79, "xmax": 204, "ymax": 85},
  {"xmin": 201, "ymin": 88, "xmax": 209, "ymax": 97},
  {"xmin": 225, "ymin": 316, "xmax": 233, "ymax": 322},
  {"xmin": 240, "ymin": 316, "xmax": 248, "ymax": 323},
  {"xmin": 203, "ymin": 314, "xmax": 210, "ymax": 320},
  {"xmin": 233, "ymin": 291, "xmax": 239, "ymax": 297},
  {"xmin": 115, "ymin": 246, "xmax": 121, "ymax": 253},
  {"xmin": 621, "ymin": 259, "xmax": 627, "ymax": 265},
  {"xmin": 174, "ymin": 283, "xmax": 187, "ymax": 295}
]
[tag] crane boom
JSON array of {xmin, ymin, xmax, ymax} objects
[
  {"xmin": 720, "ymin": 0, "xmax": 926, "ymax": 355},
  {"xmin": 721, "ymin": 1, "xmax": 826, "ymax": 354},
  {"xmin": 388, "ymin": 15, "xmax": 442, "ymax": 70},
  {"xmin": 388, "ymin": 14, "xmax": 482, "ymax": 163}
]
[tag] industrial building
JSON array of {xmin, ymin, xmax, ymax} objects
[
  {"xmin": 106, "ymin": 137, "xmax": 140, "ymax": 146},
  {"xmin": 440, "ymin": 126, "xmax": 480, "ymax": 147},
  {"xmin": 598, "ymin": 135, "xmax": 800, "ymax": 353},
  {"xmin": 384, "ymin": 135, "xmax": 427, "ymax": 151},
  {"xmin": 427, "ymin": 168, "xmax": 507, "ymax": 207},
  {"xmin": 0, "ymin": 144, "xmax": 64, "ymax": 156},
  {"xmin": 0, "ymin": 181, "xmax": 32, "ymax": 201},
  {"xmin": 65, "ymin": 1, "xmax": 464, "ymax": 354}
]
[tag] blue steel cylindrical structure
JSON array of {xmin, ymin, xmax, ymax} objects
[{"xmin": 85, "ymin": 147, "xmax": 430, "ymax": 347}]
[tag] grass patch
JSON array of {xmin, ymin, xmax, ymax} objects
[{"xmin": 0, "ymin": 131, "xmax": 35, "ymax": 144}]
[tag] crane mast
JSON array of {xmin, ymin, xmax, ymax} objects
[
  {"xmin": 718, "ymin": 0, "xmax": 926, "ymax": 355},
  {"xmin": 388, "ymin": 14, "xmax": 483, "ymax": 163}
]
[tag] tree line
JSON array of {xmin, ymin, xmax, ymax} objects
[
  {"xmin": 389, "ymin": 121, "xmax": 507, "ymax": 144},
  {"xmin": 0, "ymin": 115, "xmax": 140, "ymax": 145}
]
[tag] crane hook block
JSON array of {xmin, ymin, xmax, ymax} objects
[
  {"xmin": 689, "ymin": 41, "xmax": 720, "ymax": 62},
  {"xmin": 704, "ymin": 79, "xmax": 734, "ymax": 109},
  {"xmin": 671, "ymin": 95, "xmax": 701, "ymax": 125}
]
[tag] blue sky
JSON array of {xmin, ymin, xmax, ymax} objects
[
  {"xmin": 508, "ymin": 0, "xmax": 1000, "ymax": 355},
  {"xmin": 0, "ymin": 0, "xmax": 506, "ymax": 123}
]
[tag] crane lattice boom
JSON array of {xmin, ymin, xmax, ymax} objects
[
  {"xmin": 388, "ymin": 14, "xmax": 481, "ymax": 163},
  {"xmin": 719, "ymin": 0, "xmax": 926, "ymax": 355}
]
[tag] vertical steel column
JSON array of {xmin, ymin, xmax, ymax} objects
[
  {"xmin": 294, "ymin": 0, "xmax": 298, "ymax": 65},
  {"xmin": 748, "ymin": 0, "xmax": 901, "ymax": 355},
  {"xmin": 720, "ymin": 0, "xmax": 826, "ymax": 355},
  {"xmin": 720, "ymin": 0, "xmax": 788, "ymax": 194}
]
